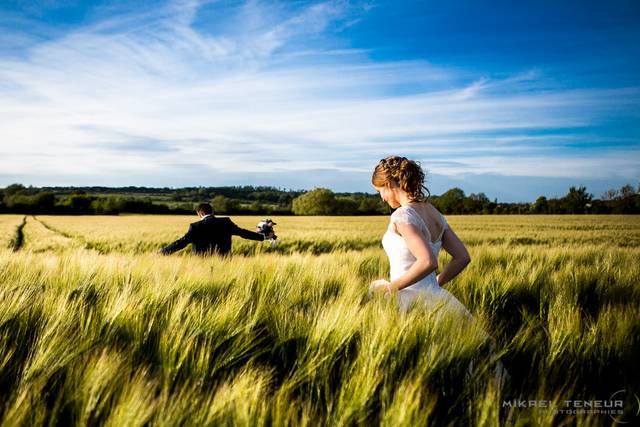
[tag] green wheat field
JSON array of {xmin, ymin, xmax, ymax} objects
[{"xmin": 1, "ymin": 214, "xmax": 639, "ymax": 426}]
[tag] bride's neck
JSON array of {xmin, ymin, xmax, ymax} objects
[{"xmin": 398, "ymin": 193, "xmax": 416, "ymax": 207}]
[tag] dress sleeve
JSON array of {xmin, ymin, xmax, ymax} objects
[
  {"xmin": 391, "ymin": 207, "xmax": 418, "ymax": 226},
  {"xmin": 391, "ymin": 207, "xmax": 432, "ymax": 241},
  {"xmin": 439, "ymin": 211, "xmax": 449, "ymax": 230}
]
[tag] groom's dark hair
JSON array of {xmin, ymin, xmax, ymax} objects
[{"xmin": 196, "ymin": 203, "xmax": 213, "ymax": 215}]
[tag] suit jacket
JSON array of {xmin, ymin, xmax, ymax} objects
[{"xmin": 161, "ymin": 215, "xmax": 264, "ymax": 256}]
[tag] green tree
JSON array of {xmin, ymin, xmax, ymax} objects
[
  {"xmin": 532, "ymin": 196, "xmax": 549, "ymax": 214},
  {"xmin": 3, "ymin": 183, "xmax": 26, "ymax": 197},
  {"xmin": 435, "ymin": 188, "xmax": 465, "ymax": 214},
  {"xmin": 211, "ymin": 195, "xmax": 240, "ymax": 214},
  {"xmin": 602, "ymin": 188, "xmax": 619, "ymax": 201},
  {"xmin": 334, "ymin": 197, "xmax": 359, "ymax": 215},
  {"xmin": 616, "ymin": 184, "xmax": 637, "ymax": 213},
  {"xmin": 357, "ymin": 197, "xmax": 385, "ymax": 215},
  {"xmin": 61, "ymin": 194, "xmax": 93, "ymax": 213},
  {"xmin": 562, "ymin": 186, "xmax": 592, "ymax": 214},
  {"xmin": 34, "ymin": 192, "xmax": 56, "ymax": 212},
  {"xmin": 91, "ymin": 196, "xmax": 126, "ymax": 215},
  {"xmin": 464, "ymin": 192, "xmax": 490, "ymax": 213},
  {"xmin": 292, "ymin": 188, "xmax": 336, "ymax": 215},
  {"xmin": 619, "ymin": 184, "xmax": 635, "ymax": 199},
  {"xmin": 248, "ymin": 201, "xmax": 266, "ymax": 213}
]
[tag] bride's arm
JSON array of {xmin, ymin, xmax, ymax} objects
[
  {"xmin": 387, "ymin": 222, "xmax": 438, "ymax": 291},
  {"xmin": 437, "ymin": 227, "xmax": 471, "ymax": 286}
]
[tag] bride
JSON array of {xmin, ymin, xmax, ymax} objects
[
  {"xmin": 369, "ymin": 155, "xmax": 473, "ymax": 317},
  {"xmin": 369, "ymin": 157, "xmax": 510, "ymax": 390}
]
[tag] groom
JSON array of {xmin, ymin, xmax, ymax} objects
[{"xmin": 160, "ymin": 203, "xmax": 272, "ymax": 256}]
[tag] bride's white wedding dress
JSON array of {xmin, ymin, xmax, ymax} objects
[
  {"xmin": 382, "ymin": 205, "xmax": 472, "ymax": 316},
  {"xmin": 382, "ymin": 205, "xmax": 510, "ymax": 387}
]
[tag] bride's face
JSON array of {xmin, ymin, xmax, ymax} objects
[{"xmin": 375, "ymin": 184, "xmax": 401, "ymax": 209}]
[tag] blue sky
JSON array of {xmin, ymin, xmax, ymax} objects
[{"xmin": 0, "ymin": 0, "xmax": 638, "ymax": 201}]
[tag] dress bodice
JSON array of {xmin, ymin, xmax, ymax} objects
[{"xmin": 382, "ymin": 205, "xmax": 448, "ymax": 290}]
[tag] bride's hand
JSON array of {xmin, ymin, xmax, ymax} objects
[{"xmin": 368, "ymin": 279, "xmax": 391, "ymax": 297}]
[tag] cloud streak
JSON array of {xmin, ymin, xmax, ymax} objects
[{"xmin": 0, "ymin": 0, "xmax": 638, "ymax": 199}]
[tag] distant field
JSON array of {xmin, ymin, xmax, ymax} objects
[
  {"xmin": 28, "ymin": 214, "xmax": 640, "ymax": 254},
  {"xmin": 1, "ymin": 214, "xmax": 639, "ymax": 426}
]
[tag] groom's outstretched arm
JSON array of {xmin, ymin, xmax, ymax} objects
[
  {"xmin": 161, "ymin": 225, "xmax": 194, "ymax": 255},
  {"xmin": 229, "ymin": 221, "xmax": 265, "ymax": 241}
]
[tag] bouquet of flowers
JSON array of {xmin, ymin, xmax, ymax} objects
[{"xmin": 256, "ymin": 219, "xmax": 278, "ymax": 246}]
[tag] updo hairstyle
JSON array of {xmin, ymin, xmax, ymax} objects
[{"xmin": 371, "ymin": 155, "xmax": 430, "ymax": 202}]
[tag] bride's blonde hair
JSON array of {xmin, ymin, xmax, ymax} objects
[{"xmin": 372, "ymin": 156, "xmax": 430, "ymax": 202}]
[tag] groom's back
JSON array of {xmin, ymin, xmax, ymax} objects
[{"xmin": 189, "ymin": 216, "xmax": 236, "ymax": 255}]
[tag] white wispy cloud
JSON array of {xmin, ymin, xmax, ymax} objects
[{"xmin": 0, "ymin": 0, "xmax": 638, "ymax": 192}]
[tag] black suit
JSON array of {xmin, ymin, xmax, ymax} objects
[{"xmin": 161, "ymin": 215, "xmax": 264, "ymax": 256}]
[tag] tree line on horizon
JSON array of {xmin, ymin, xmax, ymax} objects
[{"xmin": 0, "ymin": 183, "xmax": 638, "ymax": 216}]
